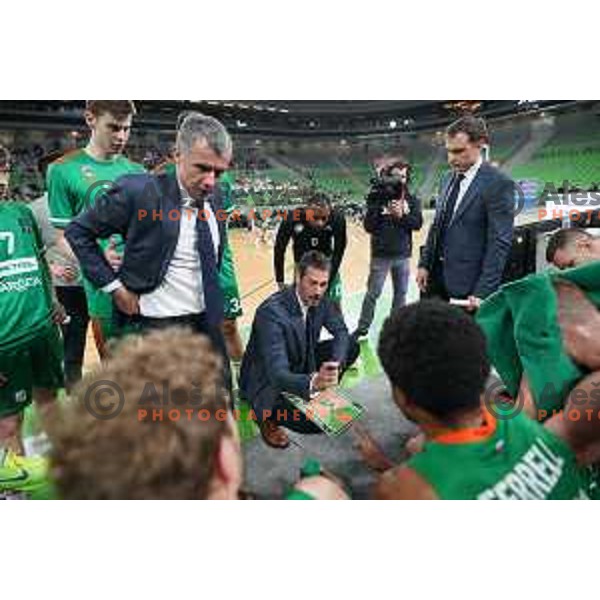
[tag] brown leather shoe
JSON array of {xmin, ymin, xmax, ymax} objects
[{"xmin": 259, "ymin": 419, "xmax": 290, "ymax": 449}]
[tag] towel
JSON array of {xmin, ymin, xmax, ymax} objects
[{"xmin": 476, "ymin": 261, "xmax": 600, "ymax": 413}]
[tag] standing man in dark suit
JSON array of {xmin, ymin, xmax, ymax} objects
[
  {"xmin": 65, "ymin": 112, "xmax": 232, "ymax": 380},
  {"xmin": 417, "ymin": 116, "xmax": 515, "ymax": 311},
  {"xmin": 240, "ymin": 251, "xmax": 357, "ymax": 449}
]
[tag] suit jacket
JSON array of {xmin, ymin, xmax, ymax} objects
[
  {"xmin": 419, "ymin": 162, "xmax": 515, "ymax": 298},
  {"xmin": 65, "ymin": 171, "xmax": 227, "ymax": 324},
  {"xmin": 239, "ymin": 286, "xmax": 350, "ymax": 417}
]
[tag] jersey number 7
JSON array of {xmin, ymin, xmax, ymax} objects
[{"xmin": 0, "ymin": 231, "xmax": 15, "ymax": 257}]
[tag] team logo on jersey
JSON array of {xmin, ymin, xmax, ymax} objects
[
  {"xmin": 81, "ymin": 166, "xmax": 97, "ymax": 181},
  {"xmin": 294, "ymin": 224, "xmax": 304, "ymax": 235},
  {"xmin": 311, "ymin": 237, "xmax": 319, "ymax": 247},
  {"xmin": 17, "ymin": 218, "xmax": 33, "ymax": 234},
  {"xmin": 15, "ymin": 389, "xmax": 28, "ymax": 404}
]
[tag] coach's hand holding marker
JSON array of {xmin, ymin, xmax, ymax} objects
[{"xmin": 313, "ymin": 361, "xmax": 340, "ymax": 392}]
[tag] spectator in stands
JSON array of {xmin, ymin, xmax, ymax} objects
[
  {"xmin": 546, "ymin": 228, "xmax": 600, "ymax": 269},
  {"xmin": 48, "ymin": 328, "xmax": 348, "ymax": 500},
  {"xmin": 354, "ymin": 158, "xmax": 422, "ymax": 338},
  {"xmin": 0, "ymin": 145, "xmax": 10, "ymax": 199},
  {"xmin": 417, "ymin": 117, "xmax": 515, "ymax": 310}
]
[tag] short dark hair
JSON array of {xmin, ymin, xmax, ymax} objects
[
  {"xmin": 446, "ymin": 116, "xmax": 488, "ymax": 144},
  {"xmin": 85, "ymin": 100, "xmax": 137, "ymax": 120},
  {"xmin": 378, "ymin": 300, "xmax": 490, "ymax": 421},
  {"xmin": 546, "ymin": 228, "xmax": 592, "ymax": 263},
  {"xmin": 305, "ymin": 192, "xmax": 332, "ymax": 209},
  {"xmin": 297, "ymin": 250, "xmax": 331, "ymax": 278}
]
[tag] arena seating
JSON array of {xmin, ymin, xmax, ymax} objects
[
  {"xmin": 510, "ymin": 112, "xmax": 600, "ymax": 190},
  {"xmin": 3, "ymin": 108, "xmax": 598, "ymax": 208}
]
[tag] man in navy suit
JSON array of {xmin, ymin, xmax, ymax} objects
[
  {"xmin": 240, "ymin": 251, "xmax": 357, "ymax": 448},
  {"xmin": 417, "ymin": 116, "xmax": 515, "ymax": 311},
  {"xmin": 65, "ymin": 112, "xmax": 232, "ymax": 381}
]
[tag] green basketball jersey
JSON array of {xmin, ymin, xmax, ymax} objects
[
  {"xmin": 155, "ymin": 160, "xmax": 176, "ymax": 177},
  {"xmin": 46, "ymin": 149, "xmax": 144, "ymax": 318},
  {"xmin": 408, "ymin": 412, "xmax": 588, "ymax": 500},
  {"xmin": 0, "ymin": 202, "xmax": 54, "ymax": 352},
  {"xmin": 46, "ymin": 149, "xmax": 144, "ymax": 229},
  {"xmin": 219, "ymin": 171, "xmax": 236, "ymax": 213}
]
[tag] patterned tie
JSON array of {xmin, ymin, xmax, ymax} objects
[{"xmin": 195, "ymin": 203, "xmax": 223, "ymax": 326}]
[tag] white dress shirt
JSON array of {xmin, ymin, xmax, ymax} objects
[
  {"xmin": 139, "ymin": 180, "xmax": 220, "ymax": 317},
  {"xmin": 105, "ymin": 175, "xmax": 220, "ymax": 318},
  {"xmin": 295, "ymin": 289, "xmax": 321, "ymax": 396},
  {"xmin": 296, "ymin": 290, "xmax": 308, "ymax": 322},
  {"xmin": 139, "ymin": 206, "xmax": 203, "ymax": 317},
  {"xmin": 452, "ymin": 156, "xmax": 483, "ymax": 217}
]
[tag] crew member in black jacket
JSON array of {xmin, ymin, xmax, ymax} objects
[
  {"xmin": 274, "ymin": 193, "xmax": 347, "ymax": 310},
  {"xmin": 355, "ymin": 159, "xmax": 422, "ymax": 338}
]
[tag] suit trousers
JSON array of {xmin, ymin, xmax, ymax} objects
[
  {"xmin": 357, "ymin": 256, "xmax": 411, "ymax": 333},
  {"xmin": 56, "ymin": 286, "xmax": 90, "ymax": 390}
]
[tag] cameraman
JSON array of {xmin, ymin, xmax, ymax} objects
[{"xmin": 354, "ymin": 159, "xmax": 422, "ymax": 338}]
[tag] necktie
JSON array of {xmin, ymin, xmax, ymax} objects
[
  {"xmin": 195, "ymin": 203, "xmax": 223, "ymax": 326},
  {"xmin": 304, "ymin": 307, "xmax": 317, "ymax": 374},
  {"xmin": 438, "ymin": 173, "xmax": 465, "ymax": 251}
]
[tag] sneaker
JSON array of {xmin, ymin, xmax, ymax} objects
[{"xmin": 0, "ymin": 449, "xmax": 54, "ymax": 500}]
